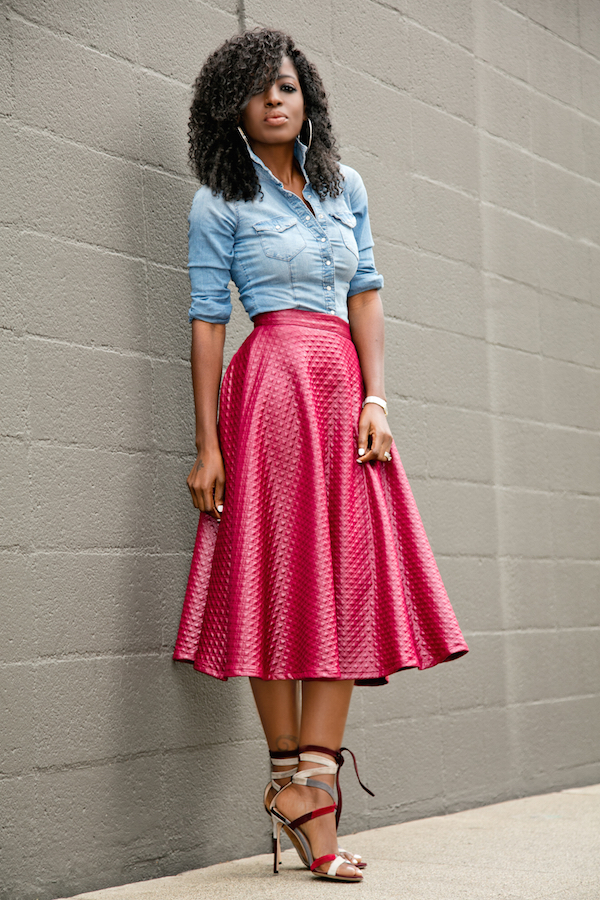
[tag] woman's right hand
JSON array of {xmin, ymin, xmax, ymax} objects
[{"xmin": 187, "ymin": 446, "xmax": 226, "ymax": 521}]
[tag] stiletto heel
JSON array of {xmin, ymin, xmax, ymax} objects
[
  {"xmin": 263, "ymin": 748, "xmax": 368, "ymax": 869},
  {"xmin": 272, "ymin": 818, "xmax": 282, "ymax": 874},
  {"xmin": 270, "ymin": 745, "xmax": 373, "ymax": 882}
]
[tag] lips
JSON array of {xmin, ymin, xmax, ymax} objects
[{"xmin": 264, "ymin": 114, "xmax": 288, "ymax": 124}]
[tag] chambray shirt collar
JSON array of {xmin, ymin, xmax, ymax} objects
[{"xmin": 244, "ymin": 138, "xmax": 309, "ymax": 186}]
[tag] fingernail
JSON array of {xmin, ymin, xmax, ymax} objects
[
  {"xmin": 217, "ymin": 504, "xmax": 223, "ymax": 513},
  {"xmin": 358, "ymin": 448, "xmax": 365, "ymax": 456}
]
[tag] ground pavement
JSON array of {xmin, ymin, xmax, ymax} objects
[{"xmin": 57, "ymin": 783, "xmax": 600, "ymax": 900}]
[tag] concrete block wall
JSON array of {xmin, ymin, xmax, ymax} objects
[{"xmin": 1, "ymin": 1, "xmax": 599, "ymax": 898}]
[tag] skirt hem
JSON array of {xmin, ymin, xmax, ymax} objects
[{"xmin": 173, "ymin": 647, "xmax": 468, "ymax": 685}]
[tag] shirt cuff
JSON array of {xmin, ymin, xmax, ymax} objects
[
  {"xmin": 188, "ymin": 297, "xmax": 231, "ymax": 324},
  {"xmin": 347, "ymin": 273, "xmax": 384, "ymax": 297}
]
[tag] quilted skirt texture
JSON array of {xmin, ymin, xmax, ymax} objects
[{"xmin": 173, "ymin": 309, "xmax": 468, "ymax": 684}]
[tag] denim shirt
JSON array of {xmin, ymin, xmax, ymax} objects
[{"xmin": 187, "ymin": 140, "xmax": 384, "ymax": 324}]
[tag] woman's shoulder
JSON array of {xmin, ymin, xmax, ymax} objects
[
  {"xmin": 189, "ymin": 184, "xmax": 237, "ymax": 224},
  {"xmin": 339, "ymin": 165, "xmax": 368, "ymax": 198},
  {"xmin": 339, "ymin": 164, "xmax": 366, "ymax": 192},
  {"xmin": 338, "ymin": 165, "xmax": 369, "ymax": 212}
]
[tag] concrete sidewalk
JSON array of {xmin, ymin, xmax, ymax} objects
[{"xmin": 57, "ymin": 784, "xmax": 600, "ymax": 900}]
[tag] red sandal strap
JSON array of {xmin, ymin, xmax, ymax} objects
[
  {"xmin": 289, "ymin": 803, "xmax": 337, "ymax": 830},
  {"xmin": 310, "ymin": 853, "xmax": 337, "ymax": 872}
]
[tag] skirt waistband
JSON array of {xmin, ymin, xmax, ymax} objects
[{"xmin": 253, "ymin": 309, "xmax": 352, "ymax": 340}]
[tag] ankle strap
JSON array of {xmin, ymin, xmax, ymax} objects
[
  {"xmin": 299, "ymin": 745, "xmax": 343, "ymax": 766},
  {"xmin": 269, "ymin": 749, "xmax": 299, "ymax": 787},
  {"xmin": 296, "ymin": 745, "xmax": 373, "ymax": 828},
  {"xmin": 293, "ymin": 750, "xmax": 337, "ymax": 801},
  {"xmin": 269, "ymin": 750, "xmax": 299, "ymax": 764}
]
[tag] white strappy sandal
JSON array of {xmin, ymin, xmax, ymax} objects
[
  {"xmin": 269, "ymin": 745, "xmax": 373, "ymax": 882},
  {"xmin": 263, "ymin": 748, "xmax": 367, "ymax": 869}
]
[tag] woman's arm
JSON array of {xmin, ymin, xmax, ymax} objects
[
  {"xmin": 347, "ymin": 289, "xmax": 393, "ymax": 464},
  {"xmin": 186, "ymin": 319, "xmax": 227, "ymax": 519}
]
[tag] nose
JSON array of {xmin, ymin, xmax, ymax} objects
[{"xmin": 264, "ymin": 84, "xmax": 281, "ymax": 106}]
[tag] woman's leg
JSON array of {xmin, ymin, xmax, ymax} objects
[
  {"xmin": 250, "ymin": 678, "xmax": 300, "ymax": 792},
  {"xmin": 273, "ymin": 679, "xmax": 360, "ymax": 879},
  {"xmin": 251, "ymin": 677, "xmax": 362, "ymax": 875},
  {"xmin": 300, "ymin": 679, "xmax": 354, "ymax": 747},
  {"xmin": 250, "ymin": 677, "xmax": 300, "ymax": 753},
  {"xmin": 249, "ymin": 677, "xmax": 353, "ymax": 747}
]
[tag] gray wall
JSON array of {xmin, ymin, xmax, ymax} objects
[{"xmin": 1, "ymin": 1, "xmax": 599, "ymax": 898}]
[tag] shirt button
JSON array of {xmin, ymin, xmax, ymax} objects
[
  {"xmin": 321, "ymin": 238, "xmax": 326, "ymax": 242},
  {"xmin": 326, "ymin": 286, "xmax": 332, "ymax": 291},
  {"xmin": 319, "ymin": 214, "xmax": 324, "ymax": 219},
  {"xmin": 325, "ymin": 260, "xmax": 331, "ymax": 265},
  {"xmin": 305, "ymin": 215, "xmax": 310, "ymax": 220},
  {"xmin": 275, "ymin": 226, "xmax": 281, "ymax": 230}
]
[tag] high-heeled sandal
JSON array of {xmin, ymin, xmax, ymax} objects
[
  {"xmin": 263, "ymin": 749, "xmax": 368, "ymax": 869},
  {"xmin": 270, "ymin": 745, "xmax": 373, "ymax": 882}
]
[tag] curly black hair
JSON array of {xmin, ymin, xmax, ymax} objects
[{"xmin": 188, "ymin": 29, "xmax": 342, "ymax": 202}]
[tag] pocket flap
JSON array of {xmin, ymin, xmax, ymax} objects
[
  {"xmin": 330, "ymin": 209, "xmax": 357, "ymax": 229},
  {"xmin": 253, "ymin": 216, "xmax": 298, "ymax": 234}
]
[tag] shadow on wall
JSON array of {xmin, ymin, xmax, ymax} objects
[
  {"xmin": 152, "ymin": 287, "xmax": 259, "ymax": 874},
  {"xmin": 105, "ymin": 119, "xmax": 266, "ymax": 887},
  {"xmin": 25, "ymin": 98, "xmax": 265, "ymax": 900}
]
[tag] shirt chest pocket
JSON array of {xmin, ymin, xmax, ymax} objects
[
  {"xmin": 253, "ymin": 216, "xmax": 307, "ymax": 261},
  {"xmin": 330, "ymin": 210, "xmax": 359, "ymax": 260}
]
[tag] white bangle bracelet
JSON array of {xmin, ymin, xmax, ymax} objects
[{"xmin": 362, "ymin": 395, "xmax": 388, "ymax": 416}]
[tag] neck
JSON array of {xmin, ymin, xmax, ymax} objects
[{"xmin": 248, "ymin": 139, "xmax": 301, "ymax": 188}]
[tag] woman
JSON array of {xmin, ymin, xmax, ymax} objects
[{"xmin": 174, "ymin": 28, "xmax": 468, "ymax": 883}]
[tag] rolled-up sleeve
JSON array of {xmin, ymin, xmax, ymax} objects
[
  {"xmin": 344, "ymin": 168, "xmax": 384, "ymax": 297},
  {"xmin": 187, "ymin": 186, "xmax": 237, "ymax": 324}
]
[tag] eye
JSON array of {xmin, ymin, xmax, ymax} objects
[{"xmin": 280, "ymin": 83, "xmax": 297, "ymax": 92}]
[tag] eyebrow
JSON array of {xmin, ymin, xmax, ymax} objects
[{"xmin": 276, "ymin": 72, "xmax": 298, "ymax": 81}]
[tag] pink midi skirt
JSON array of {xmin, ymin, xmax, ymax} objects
[{"xmin": 173, "ymin": 309, "xmax": 468, "ymax": 684}]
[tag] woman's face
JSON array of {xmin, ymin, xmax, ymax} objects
[{"xmin": 241, "ymin": 56, "xmax": 305, "ymax": 146}]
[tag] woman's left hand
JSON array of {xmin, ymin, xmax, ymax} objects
[{"xmin": 356, "ymin": 404, "xmax": 393, "ymax": 463}]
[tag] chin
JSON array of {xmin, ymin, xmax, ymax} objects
[{"xmin": 260, "ymin": 130, "xmax": 298, "ymax": 143}]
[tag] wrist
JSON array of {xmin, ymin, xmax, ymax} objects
[
  {"xmin": 195, "ymin": 435, "xmax": 220, "ymax": 454},
  {"xmin": 362, "ymin": 395, "xmax": 388, "ymax": 416},
  {"xmin": 363, "ymin": 383, "xmax": 386, "ymax": 398}
]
